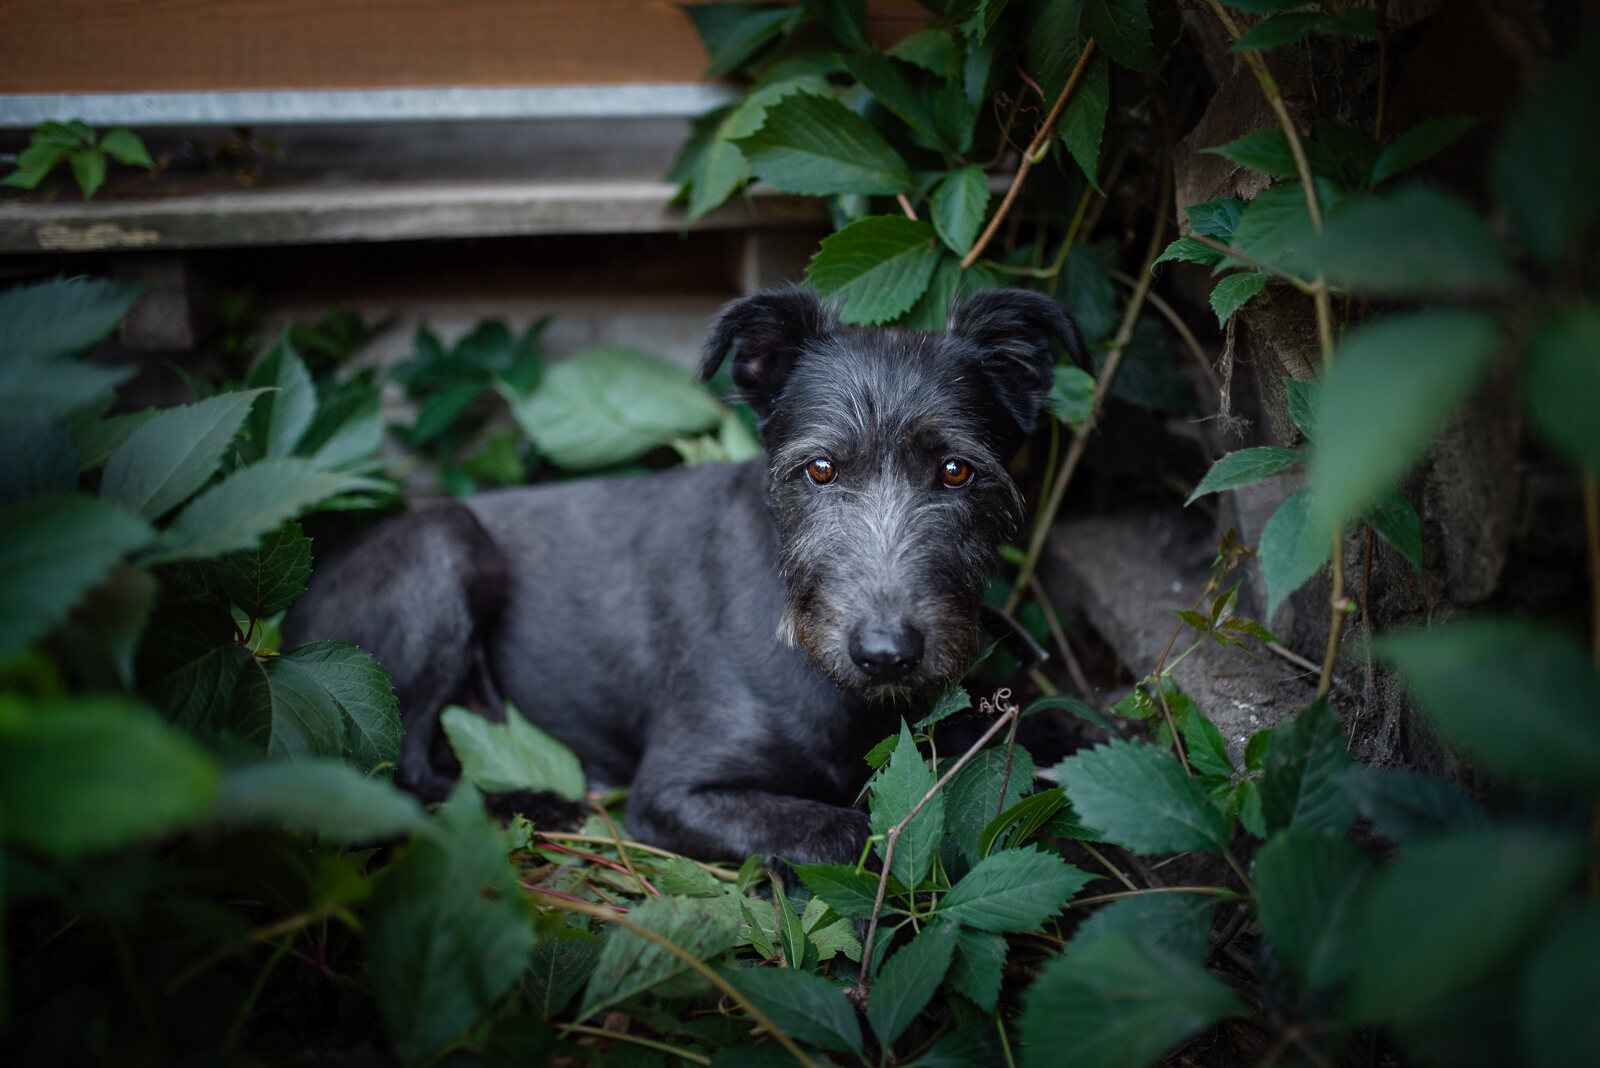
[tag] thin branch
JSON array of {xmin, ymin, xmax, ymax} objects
[
  {"xmin": 592, "ymin": 799, "xmax": 659, "ymax": 897},
  {"xmin": 896, "ymin": 193, "xmax": 919, "ymax": 221},
  {"xmin": 962, "ymin": 40, "xmax": 1098, "ymax": 269},
  {"xmin": 1005, "ymin": 161, "xmax": 1173, "ymax": 616},
  {"xmin": 1067, "ymin": 885, "xmax": 1239, "ymax": 909},
  {"xmin": 981, "ymin": 182, "xmax": 1095, "ymax": 281},
  {"xmin": 530, "ymin": 890, "xmax": 819, "ymax": 1068},
  {"xmin": 557, "ymin": 1022, "xmax": 713, "ymax": 1066},
  {"xmin": 1185, "ymin": 234, "xmax": 1314, "ymax": 293},
  {"xmin": 856, "ymin": 691, "xmax": 1023, "ymax": 992},
  {"xmin": 1028, "ymin": 575, "xmax": 1095, "ymax": 696},
  {"xmin": 537, "ymin": 832, "xmax": 739, "ymax": 881},
  {"xmin": 1081, "ymin": 842, "xmax": 1139, "ymax": 892}
]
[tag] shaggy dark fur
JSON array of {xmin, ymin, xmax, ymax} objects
[{"xmin": 285, "ymin": 287, "xmax": 1082, "ymax": 864}]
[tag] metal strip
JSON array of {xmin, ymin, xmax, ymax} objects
[{"xmin": 0, "ymin": 84, "xmax": 736, "ymax": 128}]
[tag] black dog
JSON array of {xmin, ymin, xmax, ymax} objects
[{"xmin": 284, "ymin": 287, "xmax": 1080, "ymax": 864}]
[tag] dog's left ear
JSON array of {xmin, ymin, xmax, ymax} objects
[
  {"xmin": 699, "ymin": 287, "xmax": 835, "ymax": 419},
  {"xmin": 950, "ymin": 288, "xmax": 1087, "ymax": 446}
]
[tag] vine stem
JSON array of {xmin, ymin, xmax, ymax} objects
[
  {"xmin": 1066, "ymin": 885, "xmax": 1238, "ymax": 909},
  {"xmin": 537, "ymin": 832, "xmax": 740, "ymax": 881},
  {"xmin": 1204, "ymin": 0, "xmax": 1343, "ymax": 697},
  {"xmin": 592, "ymin": 799, "xmax": 658, "ymax": 897},
  {"xmin": 856, "ymin": 692, "xmax": 1023, "ymax": 993},
  {"xmin": 1005, "ymin": 161, "xmax": 1173, "ymax": 617},
  {"xmin": 557, "ymin": 1022, "xmax": 712, "ymax": 1066},
  {"xmin": 529, "ymin": 889, "xmax": 818, "ymax": 1068},
  {"xmin": 1185, "ymin": 233, "xmax": 1314, "ymax": 293},
  {"xmin": 961, "ymin": 40, "xmax": 1098, "ymax": 269}
]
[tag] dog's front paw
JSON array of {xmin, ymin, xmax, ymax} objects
[{"xmin": 793, "ymin": 806, "xmax": 872, "ymax": 867}]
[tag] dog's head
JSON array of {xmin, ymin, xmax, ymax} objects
[{"xmin": 700, "ymin": 285, "xmax": 1084, "ymax": 698}]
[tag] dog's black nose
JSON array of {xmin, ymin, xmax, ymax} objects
[{"xmin": 850, "ymin": 622, "xmax": 925, "ymax": 681}]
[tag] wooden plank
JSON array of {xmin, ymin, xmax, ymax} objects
[
  {"xmin": 0, "ymin": 0, "xmax": 930, "ymax": 95},
  {"xmin": 0, "ymin": 179, "xmax": 825, "ymax": 253}
]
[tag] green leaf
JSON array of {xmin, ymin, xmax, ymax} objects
[
  {"xmin": 1153, "ymin": 236, "xmax": 1223, "ymax": 270},
  {"xmin": 1055, "ymin": 738, "xmax": 1230, "ymax": 854},
  {"xmin": 1492, "ymin": 36, "xmax": 1600, "ymax": 266},
  {"xmin": 1348, "ymin": 829, "xmax": 1586, "ymax": 1022},
  {"xmin": 802, "ymin": 893, "xmax": 862, "ymax": 962},
  {"xmin": 1364, "ymin": 490, "xmax": 1422, "ymax": 571},
  {"xmin": 807, "ymin": 0, "xmax": 870, "ymax": 50},
  {"xmin": 214, "ymin": 757, "xmax": 426, "ymax": 843},
  {"xmin": 1371, "ymin": 115, "xmax": 1478, "ymax": 185},
  {"xmin": 868, "ymin": 917, "xmax": 960, "ymax": 1047},
  {"xmin": 578, "ymin": 893, "xmax": 742, "ymax": 1018},
  {"xmin": 806, "ymin": 215, "xmax": 941, "ymax": 325},
  {"xmin": 1189, "ymin": 197, "xmax": 1245, "ymax": 240},
  {"xmin": 915, "ymin": 685, "xmax": 972, "ymax": 729},
  {"xmin": 948, "ymin": 928, "xmax": 1007, "ymax": 1011},
  {"xmin": 0, "ymin": 694, "xmax": 219, "ymax": 858},
  {"xmin": 1308, "ymin": 309, "xmax": 1500, "ymax": 537},
  {"xmin": 871, "ymin": 719, "xmax": 945, "ymax": 887},
  {"xmin": 1519, "ymin": 903, "xmax": 1600, "ymax": 1068},
  {"xmin": 1179, "ymin": 710, "xmax": 1234, "ymax": 782},
  {"xmin": 1072, "ymin": 892, "xmax": 1219, "ymax": 961},
  {"xmin": 1024, "ymin": 0, "xmax": 1089, "ymax": 104},
  {"xmin": 151, "ymin": 459, "xmax": 381, "ymax": 562},
  {"xmin": 1020, "ymin": 928, "xmax": 1242, "ymax": 1068},
  {"xmin": 527, "ymin": 930, "xmax": 601, "ymax": 1019},
  {"xmin": 720, "ymin": 964, "xmax": 864, "ymax": 1055},
  {"xmin": 1232, "ymin": 180, "xmax": 1343, "ymax": 275},
  {"xmin": 1204, "ymin": 128, "xmax": 1296, "ymax": 178},
  {"xmin": 1259, "ymin": 700, "xmax": 1354, "ymax": 835},
  {"xmin": 70, "ymin": 148, "xmax": 107, "ymax": 198},
  {"xmin": 1026, "ymin": 693, "xmax": 1116, "ymax": 733},
  {"xmin": 1185, "ymin": 446, "xmax": 1301, "ymax": 506},
  {"xmin": 211, "ymin": 520, "xmax": 313, "ymax": 618},
  {"xmin": 940, "ymin": 846, "xmax": 1093, "ymax": 931},
  {"xmin": 3, "ymin": 143, "xmax": 64, "ymax": 188},
  {"xmin": 1083, "ymin": 0, "xmax": 1156, "ymax": 71},
  {"xmin": 247, "ymin": 336, "xmax": 318, "ymax": 458},
  {"xmin": 1258, "ymin": 490, "xmax": 1329, "ymax": 619},
  {"xmin": 0, "ymin": 493, "xmax": 153, "ymax": 661},
  {"xmin": 942, "ymin": 744, "xmax": 1034, "ymax": 870},
  {"xmin": 232, "ymin": 641, "xmax": 400, "ymax": 769},
  {"xmin": 1524, "ymin": 305, "xmax": 1600, "ymax": 470},
  {"xmin": 0, "ymin": 278, "xmax": 139, "ymax": 417},
  {"xmin": 1285, "ymin": 376, "xmax": 1317, "ymax": 439},
  {"xmin": 890, "ymin": 28, "xmax": 960, "ymax": 78},
  {"xmin": 1220, "ymin": 0, "xmax": 1310, "ymax": 10},
  {"xmin": 772, "ymin": 876, "xmax": 807, "ymax": 968},
  {"xmin": 440, "ymin": 704, "xmax": 585, "ymax": 800},
  {"xmin": 1338, "ymin": 765, "xmax": 1484, "ymax": 844},
  {"xmin": 98, "ymin": 128, "xmax": 155, "ymax": 169},
  {"xmin": 71, "ymin": 407, "xmax": 157, "ymax": 470},
  {"xmin": 501, "ymin": 347, "xmax": 722, "ymax": 470},
  {"xmin": 1060, "ymin": 52, "xmax": 1111, "ymax": 188},
  {"xmin": 1379, "ymin": 620, "xmax": 1600, "ymax": 790},
  {"xmin": 1253, "ymin": 830, "xmax": 1371, "ymax": 991},
  {"xmin": 1305, "ymin": 186, "xmax": 1516, "ymax": 298},
  {"xmin": 299, "ymin": 374, "xmax": 384, "ymax": 470},
  {"xmin": 687, "ymin": 78, "xmax": 828, "ymax": 223},
  {"xmin": 1209, "ymin": 271, "xmax": 1268, "ymax": 326},
  {"xmin": 841, "ymin": 51, "xmax": 946, "ymax": 150},
  {"xmin": 686, "ymin": 3, "xmax": 802, "ymax": 77},
  {"xmin": 734, "ymin": 92, "xmax": 912, "ymax": 195},
  {"xmin": 795, "ymin": 862, "xmax": 885, "ymax": 919},
  {"xmin": 100, "ymin": 389, "xmax": 269, "ymax": 520},
  {"xmin": 1056, "ymin": 242, "xmax": 1119, "ymax": 345},
  {"xmin": 368, "ymin": 786, "xmax": 536, "ymax": 1063},
  {"xmin": 930, "ymin": 166, "xmax": 989, "ymax": 257},
  {"xmin": 1233, "ymin": 11, "xmax": 1328, "ymax": 51},
  {"xmin": 1047, "ymin": 364, "xmax": 1096, "ymax": 427}
]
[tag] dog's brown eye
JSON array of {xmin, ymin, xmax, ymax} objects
[
  {"xmin": 940, "ymin": 458, "xmax": 974, "ymax": 488},
  {"xmin": 805, "ymin": 457, "xmax": 837, "ymax": 485}
]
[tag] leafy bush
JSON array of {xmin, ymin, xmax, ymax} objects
[{"xmin": 3, "ymin": 120, "xmax": 155, "ymax": 198}]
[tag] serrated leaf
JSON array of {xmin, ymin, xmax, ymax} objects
[
  {"xmin": 578, "ymin": 894, "xmax": 742, "ymax": 1018},
  {"xmin": 0, "ymin": 493, "xmax": 153, "ymax": 661},
  {"xmin": 1072, "ymin": 892, "xmax": 1219, "ymax": 961},
  {"xmin": 1338, "ymin": 765, "xmax": 1485, "ymax": 845},
  {"xmin": 802, "ymin": 893, "xmax": 862, "ymax": 962},
  {"xmin": 1205, "ymin": 128, "xmax": 1297, "ymax": 178},
  {"xmin": 0, "ymin": 415, "xmax": 76, "ymax": 507},
  {"xmin": 502, "ymin": 347, "xmax": 722, "ymax": 470},
  {"xmin": 1189, "ymin": 197, "xmax": 1245, "ymax": 240},
  {"xmin": 369, "ymin": 787, "xmax": 536, "ymax": 1062},
  {"xmin": 100, "ymin": 389, "xmax": 269, "ymax": 520},
  {"xmin": 1306, "ymin": 186, "xmax": 1516, "ymax": 298},
  {"xmin": 950, "ymin": 928, "xmax": 1007, "ymax": 1011},
  {"xmin": 247, "ymin": 337, "xmax": 317, "ymax": 458},
  {"xmin": 1379, "ymin": 621, "xmax": 1600, "ymax": 790},
  {"xmin": 1186, "ymin": 446, "xmax": 1302, "ymax": 506},
  {"xmin": 841, "ymin": 51, "xmax": 946, "ymax": 150},
  {"xmin": 1519, "ymin": 903, "xmax": 1600, "ymax": 1068},
  {"xmin": 1308, "ymin": 310, "xmax": 1500, "ymax": 536},
  {"xmin": 0, "ymin": 278, "xmax": 138, "ymax": 418},
  {"xmin": 1259, "ymin": 489, "xmax": 1329, "ymax": 619},
  {"xmin": 233, "ymin": 641, "xmax": 400, "ymax": 769},
  {"xmin": 1061, "ymin": 52, "xmax": 1110, "ymax": 189},
  {"xmin": 871, "ymin": 719, "xmax": 944, "ymax": 887},
  {"xmin": 1233, "ymin": 11, "xmax": 1328, "ymax": 51},
  {"xmin": 807, "ymin": 215, "xmax": 941, "ymax": 325},
  {"xmin": 1254, "ymin": 830, "xmax": 1371, "ymax": 991},
  {"xmin": 1055, "ymin": 738, "xmax": 1230, "ymax": 854},
  {"xmin": 734, "ymin": 92, "xmax": 912, "ymax": 195},
  {"xmin": 1259, "ymin": 700, "xmax": 1354, "ymax": 835},
  {"xmin": 70, "ymin": 148, "xmax": 106, "ymax": 198},
  {"xmin": 0, "ymin": 694, "xmax": 219, "ymax": 858},
  {"xmin": 915, "ymin": 685, "xmax": 971, "ymax": 729},
  {"xmin": 211, "ymin": 520, "xmax": 313, "ymax": 619},
  {"xmin": 1179, "ymin": 710, "xmax": 1233, "ymax": 782},
  {"xmin": 98, "ymin": 128, "xmax": 154, "ymax": 169},
  {"xmin": 214, "ymin": 757, "xmax": 426, "ymax": 843},
  {"xmin": 1020, "ymin": 928, "xmax": 1242, "ymax": 1068},
  {"xmin": 807, "ymin": 0, "xmax": 869, "ymax": 50},
  {"xmin": 943, "ymin": 745, "xmax": 1035, "ymax": 869},
  {"xmin": 151, "ymin": 459, "xmax": 381, "ymax": 563},
  {"xmin": 686, "ymin": 3, "xmax": 802, "ymax": 77},
  {"xmin": 1372, "ymin": 115, "xmax": 1478, "ymax": 185},
  {"xmin": 867, "ymin": 917, "xmax": 960, "ymax": 1046},
  {"xmin": 1364, "ymin": 490, "xmax": 1422, "ymax": 571},
  {"xmin": 941, "ymin": 846, "xmax": 1093, "ymax": 931},
  {"xmin": 1048, "ymin": 364, "xmax": 1096, "ymax": 426},
  {"xmin": 1524, "ymin": 305, "xmax": 1600, "ymax": 470},
  {"xmin": 299, "ymin": 374, "xmax": 383, "ymax": 471},
  {"xmin": 1348, "ymin": 829, "xmax": 1586, "ymax": 1022},
  {"xmin": 1232, "ymin": 180, "xmax": 1343, "ymax": 275},
  {"xmin": 71, "ymin": 407, "xmax": 157, "ymax": 470},
  {"xmin": 795, "ymin": 863, "xmax": 884, "ymax": 919},
  {"xmin": 720, "ymin": 964, "xmax": 864, "ymax": 1055},
  {"xmin": 1209, "ymin": 271, "xmax": 1268, "ymax": 326},
  {"xmin": 1154, "ymin": 236, "xmax": 1224, "ymax": 270},
  {"xmin": 930, "ymin": 166, "xmax": 988, "ymax": 256},
  {"xmin": 1056, "ymin": 242, "xmax": 1119, "ymax": 345},
  {"xmin": 441, "ymin": 704, "xmax": 585, "ymax": 800},
  {"xmin": 527, "ymin": 930, "xmax": 601, "ymax": 1018},
  {"xmin": 1084, "ymin": 0, "xmax": 1156, "ymax": 71},
  {"xmin": 890, "ymin": 28, "xmax": 960, "ymax": 77},
  {"xmin": 1285, "ymin": 376, "xmax": 1317, "ymax": 440},
  {"xmin": 1024, "ymin": 0, "xmax": 1089, "ymax": 104}
]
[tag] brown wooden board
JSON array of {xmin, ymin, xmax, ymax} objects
[{"xmin": 0, "ymin": 0, "xmax": 928, "ymax": 94}]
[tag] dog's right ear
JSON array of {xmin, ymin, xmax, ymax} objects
[{"xmin": 699, "ymin": 287, "xmax": 834, "ymax": 418}]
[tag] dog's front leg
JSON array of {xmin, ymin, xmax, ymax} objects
[{"xmin": 628, "ymin": 772, "xmax": 870, "ymax": 867}]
